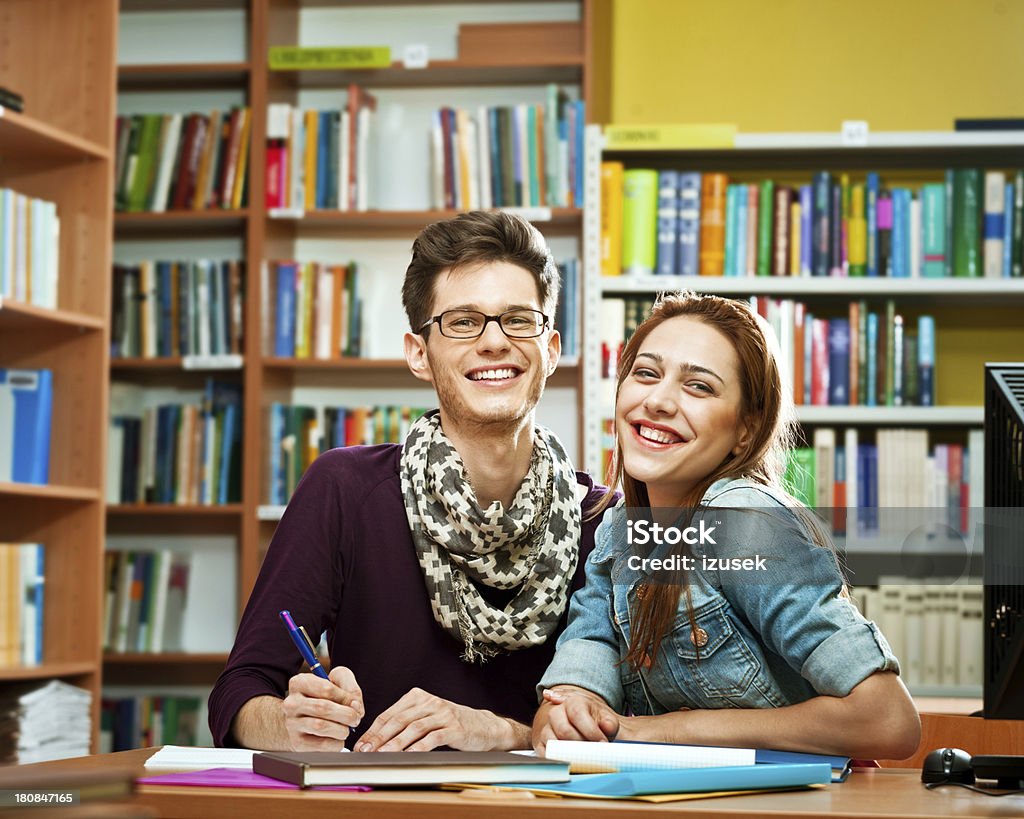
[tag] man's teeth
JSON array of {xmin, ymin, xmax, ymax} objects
[
  {"xmin": 470, "ymin": 368, "xmax": 517, "ymax": 381},
  {"xmin": 638, "ymin": 425, "xmax": 682, "ymax": 444}
]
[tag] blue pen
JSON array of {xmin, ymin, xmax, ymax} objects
[{"xmin": 279, "ymin": 610, "xmax": 329, "ymax": 679}]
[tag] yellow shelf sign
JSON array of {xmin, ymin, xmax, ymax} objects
[
  {"xmin": 604, "ymin": 123, "xmax": 737, "ymax": 150},
  {"xmin": 269, "ymin": 46, "xmax": 392, "ymax": 71}
]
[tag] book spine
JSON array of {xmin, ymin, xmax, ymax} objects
[
  {"xmin": 828, "ymin": 318, "xmax": 850, "ymax": 405},
  {"xmin": 848, "ymin": 184, "xmax": 866, "ymax": 276},
  {"xmin": 655, "ymin": 170, "xmax": 679, "ymax": 276},
  {"xmin": 799, "ymin": 184, "xmax": 812, "ymax": 276},
  {"xmin": 699, "ymin": 173, "xmax": 727, "ymax": 276},
  {"xmin": 921, "ymin": 183, "xmax": 946, "ymax": 277},
  {"xmin": 773, "ymin": 186, "xmax": 791, "ymax": 277},
  {"xmin": 876, "ymin": 189, "xmax": 893, "ymax": 277},
  {"xmin": 620, "ymin": 170, "xmax": 659, "ymax": 276},
  {"xmin": 952, "ymin": 168, "xmax": 982, "ymax": 277},
  {"xmin": 811, "ymin": 171, "xmax": 831, "ymax": 276},
  {"xmin": 600, "ymin": 162, "xmax": 624, "ymax": 276},
  {"xmin": 865, "ymin": 172, "xmax": 879, "ymax": 277},
  {"xmin": 1013, "ymin": 170, "xmax": 1024, "ymax": 277},
  {"xmin": 983, "ymin": 170, "xmax": 1006, "ymax": 278},
  {"xmin": 677, "ymin": 172, "xmax": 702, "ymax": 277},
  {"xmin": 756, "ymin": 179, "xmax": 774, "ymax": 276},
  {"xmin": 917, "ymin": 315, "xmax": 935, "ymax": 406},
  {"xmin": 1004, "ymin": 181, "xmax": 1015, "ymax": 277}
]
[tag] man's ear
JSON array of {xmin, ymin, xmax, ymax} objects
[
  {"xmin": 546, "ymin": 328, "xmax": 562, "ymax": 377},
  {"xmin": 404, "ymin": 331, "xmax": 433, "ymax": 384}
]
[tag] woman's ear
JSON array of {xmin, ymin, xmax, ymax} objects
[{"xmin": 732, "ymin": 418, "xmax": 753, "ymax": 456}]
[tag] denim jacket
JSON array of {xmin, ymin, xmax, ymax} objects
[{"xmin": 538, "ymin": 477, "xmax": 899, "ymax": 715}]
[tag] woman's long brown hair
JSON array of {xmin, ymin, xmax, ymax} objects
[{"xmin": 591, "ymin": 291, "xmax": 803, "ymax": 672}]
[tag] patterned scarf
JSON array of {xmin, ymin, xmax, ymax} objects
[{"xmin": 400, "ymin": 410, "xmax": 582, "ymax": 663}]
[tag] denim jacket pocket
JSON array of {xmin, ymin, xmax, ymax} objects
[{"xmin": 662, "ymin": 602, "xmax": 761, "ymax": 702}]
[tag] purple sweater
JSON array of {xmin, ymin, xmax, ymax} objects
[{"xmin": 208, "ymin": 444, "xmax": 608, "ymax": 747}]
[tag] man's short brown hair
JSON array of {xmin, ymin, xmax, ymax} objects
[{"xmin": 402, "ymin": 211, "xmax": 560, "ymax": 333}]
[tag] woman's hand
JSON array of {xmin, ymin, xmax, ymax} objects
[{"xmin": 532, "ymin": 686, "xmax": 621, "ymax": 753}]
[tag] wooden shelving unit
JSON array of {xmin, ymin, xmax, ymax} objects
[
  {"xmin": 0, "ymin": 1, "xmax": 116, "ymax": 752},
  {"xmin": 103, "ymin": 0, "xmax": 603, "ymax": 721}
]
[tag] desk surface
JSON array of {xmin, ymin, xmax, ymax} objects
[{"xmin": 7, "ymin": 748, "xmax": 1024, "ymax": 819}]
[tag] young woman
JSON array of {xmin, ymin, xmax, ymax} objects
[{"xmin": 533, "ymin": 292, "xmax": 920, "ymax": 760}]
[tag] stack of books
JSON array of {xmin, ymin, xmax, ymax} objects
[{"xmin": 0, "ymin": 680, "xmax": 91, "ymax": 764}]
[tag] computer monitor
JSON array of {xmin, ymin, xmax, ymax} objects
[{"xmin": 983, "ymin": 363, "xmax": 1024, "ymax": 720}]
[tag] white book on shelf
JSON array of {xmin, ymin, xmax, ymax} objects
[
  {"xmin": 844, "ymin": 428, "xmax": 858, "ymax": 514},
  {"xmin": 939, "ymin": 588, "xmax": 960, "ymax": 686},
  {"xmin": 151, "ymin": 113, "xmax": 183, "ymax": 213},
  {"xmin": 476, "ymin": 104, "xmax": 492, "ymax": 211},
  {"xmin": 901, "ymin": 585, "xmax": 924, "ymax": 687},
  {"xmin": 983, "ymin": 171, "xmax": 1005, "ymax": 279},
  {"xmin": 338, "ymin": 108, "xmax": 351, "ymax": 213},
  {"xmin": 106, "ymin": 418, "xmax": 124, "ymax": 504},
  {"xmin": 149, "ymin": 549, "xmax": 173, "ymax": 654},
  {"xmin": 290, "ymin": 106, "xmax": 305, "ymax": 214},
  {"xmin": 876, "ymin": 580, "xmax": 905, "ymax": 677},
  {"xmin": 958, "ymin": 586, "xmax": 984, "ymax": 686},
  {"xmin": 429, "ymin": 109, "xmax": 444, "ymax": 210},
  {"xmin": 812, "ymin": 427, "xmax": 835, "ymax": 510},
  {"xmin": 313, "ymin": 265, "xmax": 333, "ymax": 360},
  {"xmin": 921, "ymin": 587, "xmax": 943, "ymax": 686},
  {"xmin": 114, "ymin": 551, "xmax": 134, "ymax": 653},
  {"xmin": 356, "ymin": 104, "xmax": 372, "ymax": 212}
]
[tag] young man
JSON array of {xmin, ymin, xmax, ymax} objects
[{"xmin": 208, "ymin": 211, "xmax": 608, "ymax": 752}]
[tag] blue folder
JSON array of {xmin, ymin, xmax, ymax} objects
[
  {"xmin": 756, "ymin": 749, "xmax": 852, "ymax": 783},
  {"xmin": 500, "ymin": 763, "xmax": 832, "ymax": 797}
]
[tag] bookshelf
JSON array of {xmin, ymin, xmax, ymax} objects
[
  {"xmin": 583, "ymin": 128, "xmax": 1024, "ymax": 700},
  {"xmin": 0, "ymin": 0, "xmax": 116, "ymax": 754},
  {"xmin": 104, "ymin": 0, "xmax": 605, "ymax": 746}
]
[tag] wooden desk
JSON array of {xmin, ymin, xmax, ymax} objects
[{"xmin": 8, "ymin": 748, "xmax": 1024, "ymax": 819}]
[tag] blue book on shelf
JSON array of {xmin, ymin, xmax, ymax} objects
[
  {"xmin": 316, "ymin": 110, "xmax": 331, "ymax": 210},
  {"xmin": 891, "ymin": 188, "xmax": 911, "ymax": 277},
  {"xmin": 734, "ymin": 184, "xmax": 749, "ymax": 277},
  {"xmin": 723, "ymin": 184, "xmax": 738, "ymax": 277},
  {"xmin": 827, "ymin": 318, "xmax": 850, "ymax": 405},
  {"xmin": 0, "ymin": 368, "xmax": 53, "ymax": 485},
  {"xmin": 865, "ymin": 172, "xmax": 880, "ymax": 277},
  {"xmin": 677, "ymin": 172, "xmax": 702, "ymax": 276},
  {"xmin": 917, "ymin": 315, "xmax": 935, "ymax": 406},
  {"xmin": 498, "ymin": 764, "xmax": 832, "ymax": 798},
  {"xmin": 799, "ymin": 184, "xmax": 812, "ymax": 276},
  {"xmin": 32, "ymin": 544, "xmax": 44, "ymax": 664},
  {"xmin": 865, "ymin": 312, "xmax": 878, "ymax": 407},
  {"xmin": 274, "ymin": 262, "xmax": 297, "ymax": 358},
  {"xmin": 656, "ymin": 171, "xmax": 680, "ymax": 275},
  {"xmin": 1004, "ymin": 181, "xmax": 1015, "ymax": 277},
  {"xmin": 573, "ymin": 99, "xmax": 585, "ymax": 207},
  {"xmin": 488, "ymin": 107, "xmax": 502, "ymax": 208},
  {"xmin": 811, "ymin": 171, "xmax": 831, "ymax": 276}
]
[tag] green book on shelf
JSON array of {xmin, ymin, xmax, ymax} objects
[
  {"xmin": 756, "ymin": 179, "xmax": 775, "ymax": 276},
  {"xmin": 127, "ymin": 114, "xmax": 164, "ymax": 213},
  {"xmin": 620, "ymin": 169, "xmax": 659, "ymax": 276},
  {"xmin": 784, "ymin": 448, "xmax": 815, "ymax": 507},
  {"xmin": 952, "ymin": 168, "xmax": 982, "ymax": 277}
]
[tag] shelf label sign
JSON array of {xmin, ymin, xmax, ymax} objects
[
  {"xmin": 604, "ymin": 123, "xmax": 737, "ymax": 150},
  {"xmin": 841, "ymin": 120, "xmax": 870, "ymax": 147},
  {"xmin": 268, "ymin": 46, "xmax": 392, "ymax": 70},
  {"xmin": 403, "ymin": 44, "xmax": 429, "ymax": 69}
]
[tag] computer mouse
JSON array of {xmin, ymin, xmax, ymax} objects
[{"xmin": 921, "ymin": 747, "xmax": 975, "ymax": 784}]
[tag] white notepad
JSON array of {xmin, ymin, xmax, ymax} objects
[
  {"xmin": 544, "ymin": 740, "xmax": 755, "ymax": 773},
  {"xmin": 143, "ymin": 745, "xmax": 257, "ymax": 770}
]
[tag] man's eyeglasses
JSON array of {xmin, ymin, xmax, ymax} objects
[{"xmin": 418, "ymin": 309, "xmax": 550, "ymax": 339}]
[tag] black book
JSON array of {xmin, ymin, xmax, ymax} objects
[
  {"xmin": 253, "ymin": 750, "xmax": 570, "ymax": 788},
  {"xmin": 954, "ymin": 117, "xmax": 1024, "ymax": 131}
]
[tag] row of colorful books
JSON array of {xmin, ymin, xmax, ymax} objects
[
  {"xmin": 268, "ymin": 260, "xmax": 361, "ymax": 359},
  {"xmin": 0, "ymin": 543, "xmax": 44, "ymax": 667},
  {"xmin": 101, "ymin": 694, "xmax": 202, "ymax": 753},
  {"xmin": 107, "ymin": 381, "xmax": 242, "ymax": 506},
  {"xmin": 0, "ymin": 368, "xmax": 52, "ymax": 486},
  {"xmin": 602, "ymin": 165, "xmax": 1024, "ymax": 279},
  {"xmin": 430, "ymin": 87, "xmax": 586, "ymax": 211},
  {"xmin": 265, "ymin": 87, "xmax": 376, "ymax": 212},
  {"xmin": 111, "ymin": 260, "xmax": 245, "ymax": 359},
  {"xmin": 114, "ymin": 108, "xmax": 252, "ymax": 213},
  {"xmin": 0, "ymin": 188, "xmax": 60, "ymax": 310},
  {"xmin": 102, "ymin": 549, "xmax": 192, "ymax": 655},
  {"xmin": 600, "ymin": 297, "xmax": 935, "ymax": 407},
  {"xmin": 267, "ymin": 403, "xmax": 427, "ymax": 506},
  {"xmin": 783, "ymin": 427, "xmax": 983, "ymax": 524},
  {"xmin": 859, "ymin": 582, "xmax": 982, "ymax": 689}
]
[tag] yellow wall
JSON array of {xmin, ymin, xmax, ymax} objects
[
  {"xmin": 607, "ymin": 0, "xmax": 1024, "ymax": 404},
  {"xmin": 610, "ymin": 0, "xmax": 1024, "ymax": 131}
]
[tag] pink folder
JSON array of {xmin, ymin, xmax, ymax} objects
[{"xmin": 137, "ymin": 767, "xmax": 371, "ymax": 791}]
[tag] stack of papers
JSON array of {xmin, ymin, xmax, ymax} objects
[
  {"xmin": 0, "ymin": 680, "xmax": 91, "ymax": 764},
  {"xmin": 144, "ymin": 745, "xmax": 257, "ymax": 770}
]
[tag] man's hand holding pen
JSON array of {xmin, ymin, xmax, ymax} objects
[{"xmin": 281, "ymin": 665, "xmax": 364, "ymax": 751}]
